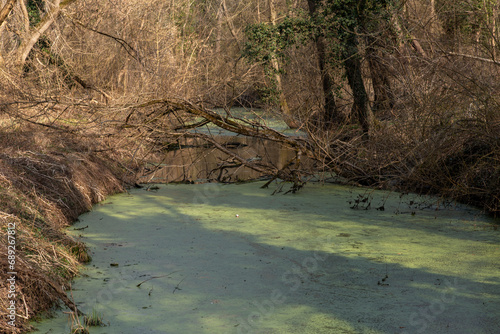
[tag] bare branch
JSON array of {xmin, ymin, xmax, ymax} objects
[
  {"xmin": 17, "ymin": 0, "xmax": 78, "ymax": 67},
  {"xmin": 68, "ymin": 16, "xmax": 143, "ymax": 65},
  {"xmin": 0, "ymin": 0, "xmax": 17, "ymax": 27},
  {"xmin": 445, "ymin": 51, "xmax": 500, "ymax": 66}
]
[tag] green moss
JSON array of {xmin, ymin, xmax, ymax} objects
[{"xmin": 70, "ymin": 244, "xmax": 92, "ymax": 263}]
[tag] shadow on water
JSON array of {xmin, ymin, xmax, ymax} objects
[{"xmin": 32, "ymin": 182, "xmax": 500, "ymax": 334}]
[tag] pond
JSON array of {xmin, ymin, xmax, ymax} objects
[{"xmin": 31, "ymin": 182, "xmax": 500, "ymax": 334}]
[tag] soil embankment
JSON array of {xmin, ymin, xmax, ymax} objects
[{"xmin": 0, "ymin": 128, "xmax": 127, "ymax": 333}]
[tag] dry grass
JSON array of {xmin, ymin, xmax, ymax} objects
[{"xmin": 0, "ymin": 126, "xmax": 125, "ymax": 333}]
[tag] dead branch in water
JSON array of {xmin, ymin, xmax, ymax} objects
[
  {"xmin": 128, "ymin": 97, "xmax": 311, "ymax": 151},
  {"xmin": 120, "ymin": 98, "xmax": 326, "ymax": 184},
  {"xmin": 136, "ymin": 271, "xmax": 180, "ymax": 287}
]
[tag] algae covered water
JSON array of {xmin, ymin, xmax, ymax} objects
[{"xmin": 32, "ymin": 182, "xmax": 500, "ymax": 333}]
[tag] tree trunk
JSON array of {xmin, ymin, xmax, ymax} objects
[
  {"xmin": 216, "ymin": 1, "xmax": 222, "ymax": 54},
  {"xmin": 365, "ymin": 35, "xmax": 395, "ymax": 113},
  {"xmin": 391, "ymin": 7, "xmax": 427, "ymax": 59},
  {"xmin": 0, "ymin": 0, "xmax": 18, "ymax": 66},
  {"xmin": 491, "ymin": 2, "xmax": 497, "ymax": 61},
  {"xmin": 268, "ymin": 0, "xmax": 297, "ymax": 128},
  {"xmin": 428, "ymin": 0, "xmax": 442, "ymax": 38},
  {"xmin": 221, "ymin": 0, "xmax": 240, "ymax": 52},
  {"xmin": 18, "ymin": 0, "xmax": 60, "ymax": 67},
  {"xmin": 306, "ymin": 0, "xmax": 340, "ymax": 126},
  {"xmin": 317, "ymin": 37, "xmax": 340, "ymax": 124},
  {"xmin": 17, "ymin": 0, "xmax": 77, "ymax": 68},
  {"xmin": 20, "ymin": 0, "xmax": 30, "ymax": 31},
  {"xmin": 0, "ymin": 0, "xmax": 17, "ymax": 27},
  {"xmin": 343, "ymin": 35, "xmax": 371, "ymax": 139}
]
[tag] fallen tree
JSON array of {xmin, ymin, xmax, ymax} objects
[{"xmin": 4, "ymin": 95, "xmax": 498, "ymax": 216}]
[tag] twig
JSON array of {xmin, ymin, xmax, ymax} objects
[
  {"xmin": 69, "ymin": 16, "xmax": 142, "ymax": 65},
  {"xmin": 136, "ymin": 271, "xmax": 180, "ymax": 287},
  {"xmin": 172, "ymin": 277, "xmax": 186, "ymax": 294}
]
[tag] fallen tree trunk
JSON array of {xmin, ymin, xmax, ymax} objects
[{"xmin": 119, "ymin": 97, "xmax": 349, "ymax": 185}]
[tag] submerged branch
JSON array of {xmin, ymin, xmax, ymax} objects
[{"xmin": 136, "ymin": 271, "xmax": 180, "ymax": 287}]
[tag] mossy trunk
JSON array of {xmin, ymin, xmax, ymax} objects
[
  {"xmin": 343, "ymin": 35, "xmax": 372, "ymax": 139},
  {"xmin": 307, "ymin": 0, "xmax": 341, "ymax": 126}
]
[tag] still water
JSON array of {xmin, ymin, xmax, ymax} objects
[{"xmin": 32, "ymin": 182, "xmax": 500, "ymax": 333}]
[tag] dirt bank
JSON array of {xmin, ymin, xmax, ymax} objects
[{"xmin": 0, "ymin": 127, "xmax": 127, "ymax": 333}]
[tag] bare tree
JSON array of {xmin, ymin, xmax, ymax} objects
[
  {"xmin": 268, "ymin": 0, "xmax": 297, "ymax": 128},
  {"xmin": 306, "ymin": 0, "xmax": 340, "ymax": 126}
]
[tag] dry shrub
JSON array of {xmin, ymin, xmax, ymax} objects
[
  {"xmin": 391, "ymin": 55, "xmax": 500, "ymax": 214},
  {"xmin": 342, "ymin": 53, "xmax": 499, "ymax": 215},
  {"xmin": 298, "ymin": 42, "xmax": 500, "ymax": 216},
  {"xmin": 1, "ymin": 213, "xmax": 77, "ymax": 334},
  {"xmin": 364, "ymin": 112, "xmax": 499, "ymax": 211},
  {"xmin": 399, "ymin": 108, "xmax": 500, "ymax": 214}
]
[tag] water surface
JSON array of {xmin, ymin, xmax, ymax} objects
[{"xmin": 32, "ymin": 182, "xmax": 500, "ymax": 333}]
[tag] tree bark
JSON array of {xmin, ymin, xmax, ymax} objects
[
  {"xmin": 268, "ymin": 0, "xmax": 297, "ymax": 128},
  {"xmin": 306, "ymin": 0, "xmax": 340, "ymax": 126},
  {"xmin": 343, "ymin": 34, "xmax": 371, "ymax": 139}
]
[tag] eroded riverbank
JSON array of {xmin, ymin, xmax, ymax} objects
[{"xmin": 32, "ymin": 182, "xmax": 500, "ymax": 333}]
